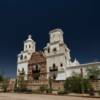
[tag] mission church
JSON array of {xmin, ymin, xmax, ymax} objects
[{"xmin": 17, "ymin": 28, "xmax": 100, "ymax": 90}]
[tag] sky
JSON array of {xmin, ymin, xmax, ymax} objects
[{"xmin": 0, "ymin": 0, "xmax": 100, "ymax": 78}]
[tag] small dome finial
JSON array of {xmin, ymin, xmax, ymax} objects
[{"xmin": 28, "ymin": 34, "xmax": 32, "ymax": 39}]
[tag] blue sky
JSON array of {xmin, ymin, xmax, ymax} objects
[{"xmin": 0, "ymin": 0, "xmax": 100, "ymax": 77}]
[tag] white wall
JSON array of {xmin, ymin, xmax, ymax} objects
[
  {"xmin": 17, "ymin": 62, "xmax": 28, "ymax": 80},
  {"xmin": 17, "ymin": 35, "xmax": 36, "ymax": 80}
]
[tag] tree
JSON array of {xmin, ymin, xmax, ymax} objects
[
  {"xmin": 16, "ymin": 69, "xmax": 27, "ymax": 92},
  {"xmin": 0, "ymin": 75, "xmax": 3, "ymax": 82},
  {"xmin": 86, "ymin": 66, "xmax": 100, "ymax": 95},
  {"xmin": 2, "ymin": 78, "xmax": 9, "ymax": 92},
  {"xmin": 86, "ymin": 66, "xmax": 100, "ymax": 80},
  {"xmin": 64, "ymin": 74, "xmax": 91, "ymax": 93},
  {"xmin": 0, "ymin": 75, "xmax": 9, "ymax": 92}
]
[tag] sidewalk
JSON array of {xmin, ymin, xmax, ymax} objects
[{"xmin": 67, "ymin": 93, "xmax": 100, "ymax": 98}]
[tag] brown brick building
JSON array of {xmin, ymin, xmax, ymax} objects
[{"xmin": 27, "ymin": 52, "xmax": 48, "ymax": 90}]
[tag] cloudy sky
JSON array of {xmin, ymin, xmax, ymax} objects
[{"xmin": 0, "ymin": 0, "xmax": 100, "ymax": 77}]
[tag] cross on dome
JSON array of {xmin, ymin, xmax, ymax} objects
[
  {"xmin": 25, "ymin": 34, "xmax": 35, "ymax": 44},
  {"xmin": 28, "ymin": 34, "xmax": 32, "ymax": 39},
  {"xmin": 26, "ymin": 34, "xmax": 33, "ymax": 41}
]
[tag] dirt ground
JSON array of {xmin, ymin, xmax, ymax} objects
[{"xmin": 0, "ymin": 93, "xmax": 99, "ymax": 100}]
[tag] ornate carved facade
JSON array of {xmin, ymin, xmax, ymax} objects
[
  {"xmin": 17, "ymin": 35, "xmax": 36, "ymax": 80},
  {"xmin": 17, "ymin": 29, "xmax": 80, "ymax": 90},
  {"xmin": 27, "ymin": 52, "xmax": 48, "ymax": 89}
]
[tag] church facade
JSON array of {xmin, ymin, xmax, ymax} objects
[
  {"xmin": 17, "ymin": 28, "xmax": 100, "ymax": 90},
  {"xmin": 17, "ymin": 29, "xmax": 79, "ymax": 81},
  {"xmin": 17, "ymin": 35, "xmax": 36, "ymax": 80},
  {"xmin": 44, "ymin": 29, "xmax": 79, "ymax": 81},
  {"xmin": 27, "ymin": 52, "xmax": 48, "ymax": 90}
]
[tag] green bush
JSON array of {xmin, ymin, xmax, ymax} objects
[
  {"xmin": 0, "ymin": 75, "xmax": 3, "ymax": 82},
  {"xmin": 14, "ymin": 87, "xmax": 32, "ymax": 93},
  {"xmin": 64, "ymin": 75, "xmax": 91, "ymax": 93},
  {"xmin": 2, "ymin": 79, "xmax": 8, "ymax": 92},
  {"xmin": 86, "ymin": 66, "xmax": 100, "ymax": 80},
  {"xmin": 39, "ymin": 85, "xmax": 47, "ymax": 93},
  {"xmin": 98, "ymin": 91, "xmax": 100, "ymax": 95},
  {"xmin": 57, "ymin": 89, "xmax": 65, "ymax": 95},
  {"xmin": 46, "ymin": 88, "xmax": 52, "ymax": 93}
]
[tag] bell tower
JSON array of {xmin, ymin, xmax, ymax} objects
[
  {"xmin": 44, "ymin": 29, "xmax": 69, "ymax": 80},
  {"xmin": 24, "ymin": 35, "xmax": 36, "ymax": 52},
  {"xmin": 44, "ymin": 28, "xmax": 79, "ymax": 80},
  {"xmin": 49, "ymin": 29, "xmax": 64, "ymax": 43},
  {"xmin": 17, "ymin": 34, "xmax": 36, "ymax": 80}
]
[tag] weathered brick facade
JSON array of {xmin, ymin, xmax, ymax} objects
[
  {"xmin": 27, "ymin": 52, "xmax": 48, "ymax": 90},
  {"xmin": 52, "ymin": 81, "xmax": 64, "ymax": 90}
]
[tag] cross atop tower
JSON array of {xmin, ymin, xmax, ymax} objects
[{"xmin": 28, "ymin": 34, "xmax": 32, "ymax": 40}]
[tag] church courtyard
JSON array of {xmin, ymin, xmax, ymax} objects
[{"xmin": 0, "ymin": 93, "xmax": 99, "ymax": 100}]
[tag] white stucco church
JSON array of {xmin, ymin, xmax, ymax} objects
[
  {"xmin": 17, "ymin": 28, "xmax": 100, "ymax": 81},
  {"xmin": 17, "ymin": 35, "xmax": 36, "ymax": 80},
  {"xmin": 44, "ymin": 29, "xmax": 80, "ymax": 80}
]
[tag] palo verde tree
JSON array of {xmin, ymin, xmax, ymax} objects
[
  {"xmin": 64, "ymin": 73, "xmax": 91, "ymax": 93},
  {"xmin": 86, "ymin": 66, "xmax": 100, "ymax": 80}
]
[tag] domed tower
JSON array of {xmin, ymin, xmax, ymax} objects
[
  {"xmin": 44, "ymin": 28, "xmax": 79, "ymax": 80},
  {"xmin": 17, "ymin": 35, "xmax": 36, "ymax": 80},
  {"xmin": 24, "ymin": 35, "xmax": 36, "ymax": 52},
  {"xmin": 44, "ymin": 29, "xmax": 71, "ymax": 80}
]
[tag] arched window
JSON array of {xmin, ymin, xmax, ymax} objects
[
  {"xmin": 29, "ymin": 44, "xmax": 31, "ymax": 48},
  {"xmin": 33, "ymin": 65, "xmax": 40, "ymax": 71},
  {"xmin": 53, "ymin": 73, "xmax": 56, "ymax": 80},
  {"xmin": 26, "ymin": 45, "xmax": 27, "ymax": 48},
  {"xmin": 32, "ymin": 65, "xmax": 40, "ymax": 80},
  {"xmin": 52, "ymin": 63, "xmax": 58, "ymax": 71},
  {"xmin": 22, "ymin": 68, "xmax": 25, "ymax": 73},
  {"xmin": 24, "ymin": 55, "xmax": 27, "ymax": 59},
  {"xmin": 36, "ymin": 65, "xmax": 38, "ymax": 70},
  {"xmin": 53, "ymin": 63, "xmax": 56, "ymax": 69},
  {"xmin": 60, "ymin": 63, "xmax": 63, "ymax": 67},
  {"xmin": 48, "ymin": 48, "xmax": 50, "ymax": 53},
  {"xmin": 20, "ymin": 55, "xmax": 23, "ymax": 60},
  {"xmin": 53, "ymin": 48, "xmax": 57, "ymax": 52}
]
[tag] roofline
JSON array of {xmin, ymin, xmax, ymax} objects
[
  {"xmin": 67, "ymin": 61, "xmax": 100, "ymax": 69},
  {"xmin": 49, "ymin": 28, "xmax": 64, "ymax": 35}
]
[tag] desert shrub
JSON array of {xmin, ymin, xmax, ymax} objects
[
  {"xmin": 0, "ymin": 75, "xmax": 3, "ymax": 82},
  {"xmin": 46, "ymin": 88, "xmax": 52, "ymax": 93},
  {"xmin": 2, "ymin": 79, "xmax": 9, "ymax": 92},
  {"xmin": 98, "ymin": 91, "xmax": 100, "ymax": 95},
  {"xmin": 64, "ymin": 75, "xmax": 91, "ymax": 93},
  {"xmin": 26, "ymin": 89, "xmax": 32, "ymax": 93},
  {"xmin": 57, "ymin": 89, "xmax": 65, "ymax": 95},
  {"xmin": 86, "ymin": 66, "xmax": 100, "ymax": 80},
  {"xmin": 14, "ymin": 87, "xmax": 27, "ymax": 93},
  {"xmin": 39, "ymin": 85, "xmax": 47, "ymax": 93}
]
